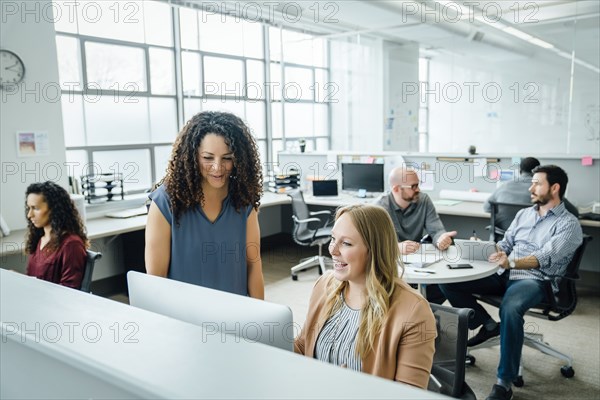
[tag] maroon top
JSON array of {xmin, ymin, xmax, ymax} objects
[{"xmin": 26, "ymin": 234, "xmax": 86, "ymax": 289}]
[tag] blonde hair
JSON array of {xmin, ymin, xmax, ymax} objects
[{"xmin": 321, "ymin": 204, "xmax": 402, "ymax": 358}]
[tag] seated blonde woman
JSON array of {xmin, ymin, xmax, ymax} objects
[{"xmin": 295, "ymin": 204, "xmax": 436, "ymax": 389}]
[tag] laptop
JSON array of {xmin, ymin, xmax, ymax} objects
[
  {"xmin": 312, "ymin": 180, "xmax": 338, "ymax": 197},
  {"xmin": 452, "ymin": 239, "xmax": 497, "ymax": 262}
]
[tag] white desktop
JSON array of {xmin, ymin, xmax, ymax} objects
[
  {"xmin": 127, "ymin": 271, "xmax": 294, "ymax": 351},
  {"xmin": 2, "ymin": 269, "xmax": 446, "ymax": 399}
]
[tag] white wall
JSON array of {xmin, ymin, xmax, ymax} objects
[
  {"xmin": 383, "ymin": 41, "xmax": 419, "ymax": 152},
  {"xmin": 427, "ymin": 51, "xmax": 600, "ymax": 156},
  {"xmin": 1, "ymin": 0, "xmax": 67, "ymax": 231},
  {"xmin": 330, "ymin": 35, "xmax": 384, "ymax": 152}
]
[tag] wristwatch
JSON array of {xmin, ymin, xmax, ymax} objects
[{"xmin": 509, "ymin": 260, "xmax": 516, "ymax": 269}]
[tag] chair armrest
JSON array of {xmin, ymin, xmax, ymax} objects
[
  {"xmin": 309, "ymin": 210, "xmax": 331, "ymax": 216},
  {"xmin": 293, "ymin": 216, "xmax": 323, "ymax": 224}
]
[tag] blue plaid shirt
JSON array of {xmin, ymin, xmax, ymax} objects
[{"xmin": 497, "ymin": 202, "xmax": 583, "ymax": 293}]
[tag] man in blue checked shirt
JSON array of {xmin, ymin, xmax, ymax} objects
[{"xmin": 439, "ymin": 165, "xmax": 583, "ymax": 400}]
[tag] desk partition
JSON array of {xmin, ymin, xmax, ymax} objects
[{"xmin": 1, "ymin": 270, "xmax": 445, "ymax": 400}]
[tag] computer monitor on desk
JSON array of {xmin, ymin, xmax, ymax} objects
[
  {"xmin": 341, "ymin": 163, "xmax": 384, "ymax": 196},
  {"xmin": 496, "ymin": 169, "xmax": 516, "ymax": 187},
  {"xmin": 127, "ymin": 271, "xmax": 294, "ymax": 351}
]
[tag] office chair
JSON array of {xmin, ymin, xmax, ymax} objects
[
  {"xmin": 428, "ymin": 303, "xmax": 476, "ymax": 400},
  {"xmin": 287, "ymin": 189, "xmax": 332, "ymax": 281},
  {"xmin": 487, "ymin": 200, "xmax": 531, "ymax": 242},
  {"xmin": 80, "ymin": 250, "xmax": 102, "ymax": 293},
  {"xmin": 469, "ymin": 235, "xmax": 592, "ymax": 387}
]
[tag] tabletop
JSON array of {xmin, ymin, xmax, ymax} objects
[{"xmin": 401, "ymin": 245, "xmax": 499, "ymax": 285}]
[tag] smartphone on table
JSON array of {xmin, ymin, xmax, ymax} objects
[{"xmin": 447, "ymin": 263, "xmax": 474, "ymax": 269}]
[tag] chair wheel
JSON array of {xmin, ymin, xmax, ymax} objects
[
  {"xmin": 465, "ymin": 355, "xmax": 476, "ymax": 366},
  {"xmin": 561, "ymin": 366, "xmax": 575, "ymax": 378},
  {"xmin": 512, "ymin": 376, "xmax": 524, "ymax": 387},
  {"xmin": 291, "ymin": 275, "xmax": 298, "ymax": 281}
]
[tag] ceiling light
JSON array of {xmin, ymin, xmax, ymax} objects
[
  {"xmin": 528, "ymin": 37, "xmax": 554, "ymax": 49},
  {"xmin": 503, "ymin": 27, "xmax": 533, "ymax": 41}
]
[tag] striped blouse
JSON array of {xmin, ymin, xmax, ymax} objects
[{"xmin": 314, "ymin": 296, "xmax": 362, "ymax": 372}]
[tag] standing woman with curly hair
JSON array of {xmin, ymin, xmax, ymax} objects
[
  {"xmin": 25, "ymin": 181, "xmax": 89, "ymax": 289},
  {"xmin": 294, "ymin": 204, "xmax": 436, "ymax": 388},
  {"xmin": 145, "ymin": 111, "xmax": 264, "ymax": 298}
]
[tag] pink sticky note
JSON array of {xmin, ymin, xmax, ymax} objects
[
  {"xmin": 582, "ymin": 156, "xmax": 593, "ymax": 166},
  {"xmin": 489, "ymin": 169, "xmax": 499, "ymax": 180},
  {"xmin": 366, "ymin": 157, "xmax": 375, "ymax": 164}
]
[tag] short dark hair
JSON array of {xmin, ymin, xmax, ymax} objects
[
  {"xmin": 520, "ymin": 157, "xmax": 540, "ymax": 175},
  {"xmin": 532, "ymin": 165, "xmax": 568, "ymax": 199}
]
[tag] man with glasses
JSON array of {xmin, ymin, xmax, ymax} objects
[{"xmin": 374, "ymin": 167, "xmax": 457, "ymax": 303}]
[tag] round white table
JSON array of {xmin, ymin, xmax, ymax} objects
[{"xmin": 400, "ymin": 246, "xmax": 499, "ymax": 296}]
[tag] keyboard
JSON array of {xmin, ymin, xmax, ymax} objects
[{"xmin": 106, "ymin": 206, "xmax": 148, "ymax": 219}]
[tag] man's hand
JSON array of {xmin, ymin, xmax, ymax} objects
[
  {"xmin": 398, "ymin": 241, "xmax": 420, "ymax": 254},
  {"xmin": 489, "ymin": 251, "xmax": 509, "ymax": 268},
  {"xmin": 436, "ymin": 231, "xmax": 457, "ymax": 250}
]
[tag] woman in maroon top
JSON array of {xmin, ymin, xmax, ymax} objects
[{"xmin": 25, "ymin": 181, "xmax": 89, "ymax": 289}]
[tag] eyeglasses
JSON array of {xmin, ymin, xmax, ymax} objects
[{"xmin": 399, "ymin": 184, "xmax": 420, "ymax": 190}]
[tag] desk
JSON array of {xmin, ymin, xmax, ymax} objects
[
  {"xmin": 2, "ymin": 192, "xmax": 598, "ymax": 275},
  {"xmin": 0, "ymin": 270, "xmax": 445, "ymax": 399},
  {"xmin": 401, "ymin": 246, "xmax": 499, "ymax": 296},
  {"xmin": 0, "ymin": 192, "xmax": 290, "ymax": 257}
]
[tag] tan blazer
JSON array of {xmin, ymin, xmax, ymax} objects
[{"xmin": 294, "ymin": 273, "xmax": 436, "ymax": 389}]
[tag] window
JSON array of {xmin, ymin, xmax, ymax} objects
[
  {"xmin": 54, "ymin": 1, "xmax": 330, "ymax": 194},
  {"xmin": 269, "ymin": 27, "xmax": 331, "ymax": 154},
  {"xmin": 55, "ymin": 0, "xmax": 176, "ymax": 193},
  {"xmin": 418, "ymin": 57, "xmax": 430, "ymax": 152}
]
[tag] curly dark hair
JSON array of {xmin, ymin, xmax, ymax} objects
[
  {"xmin": 25, "ymin": 181, "xmax": 89, "ymax": 254},
  {"xmin": 159, "ymin": 111, "xmax": 263, "ymax": 224}
]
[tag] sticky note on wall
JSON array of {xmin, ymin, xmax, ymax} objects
[{"xmin": 582, "ymin": 156, "xmax": 593, "ymax": 166}]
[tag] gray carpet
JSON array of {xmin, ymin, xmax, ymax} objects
[{"xmin": 261, "ymin": 236, "xmax": 600, "ymax": 400}]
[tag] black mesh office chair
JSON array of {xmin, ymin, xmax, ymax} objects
[
  {"xmin": 287, "ymin": 190, "xmax": 332, "ymax": 281},
  {"xmin": 469, "ymin": 235, "xmax": 592, "ymax": 386},
  {"xmin": 80, "ymin": 250, "xmax": 102, "ymax": 293},
  {"xmin": 428, "ymin": 304, "xmax": 476, "ymax": 399},
  {"xmin": 487, "ymin": 200, "xmax": 531, "ymax": 242}
]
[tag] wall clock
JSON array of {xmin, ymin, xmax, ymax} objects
[{"xmin": 0, "ymin": 49, "xmax": 25, "ymax": 88}]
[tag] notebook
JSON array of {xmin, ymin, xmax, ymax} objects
[{"xmin": 312, "ymin": 180, "xmax": 338, "ymax": 197}]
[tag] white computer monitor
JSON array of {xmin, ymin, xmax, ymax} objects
[{"xmin": 127, "ymin": 271, "xmax": 294, "ymax": 351}]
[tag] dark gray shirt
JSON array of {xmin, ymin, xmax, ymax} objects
[{"xmin": 374, "ymin": 192, "xmax": 446, "ymax": 245}]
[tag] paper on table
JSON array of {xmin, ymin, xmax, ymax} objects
[
  {"xmin": 402, "ymin": 244, "xmax": 444, "ymax": 268},
  {"xmin": 433, "ymin": 199, "xmax": 462, "ymax": 206}
]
